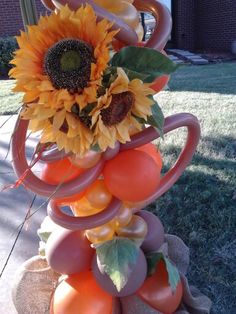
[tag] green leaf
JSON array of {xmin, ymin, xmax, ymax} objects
[
  {"xmin": 91, "ymin": 143, "xmax": 102, "ymax": 152},
  {"xmin": 37, "ymin": 230, "xmax": 51, "ymax": 243},
  {"xmin": 164, "ymin": 257, "xmax": 180, "ymax": 292},
  {"xmin": 103, "ymin": 66, "xmax": 148, "ymax": 84},
  {"xmin": 96, "ymin": 237, "xmax": 139, "ymax": 292},
  {"xmin": 132, "ymin": 113, "xmax": 146, "ymax": 124},
  {"xmin": 147, "ymin": 100, "xmax": 165, "ymax": 138},
  {"xmin": 81, "ymin": 102, "xmax": 96, "ymax": 115},
  {"xmin": 146, "ymin": 252, "xmax": 163, "ymax": 276},
  {"xmin": 122, "ymin": 67, "xmax": 149, "ymax": 81},
  {"xmin": 132, "ymin": 100, "xmax": 164, "ymax": 138},
  {"xmin": 102, "ymin": 67, "xmax": 118, "ymax": 87},
  {"xmin": 110, "ymin": 46, "xmax": 179, "ymax": 83},
  {"xmin": 146, "ymin": 252, "xmax": 181, "ymax": 292}
]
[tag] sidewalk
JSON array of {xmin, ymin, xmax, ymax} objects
[{"xmin": 0, "ymin": 115, "xmax": 46, "ymax": 313}]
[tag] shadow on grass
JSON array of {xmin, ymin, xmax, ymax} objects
[
  {"xmin": 148, "ymin": 135, "xmax": 236, "ymax": 314},
  {"xmin": 199, "ymin": 135, "xmax": 236, "ymax": 159},
  {"xmin": 168, "ymin": 63, "xmax": 236, "ymax": 95}
]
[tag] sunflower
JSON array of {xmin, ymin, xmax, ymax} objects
[
  {"xmin": 91, "ymin": 67, "xmax": 155, "ymax": 151},
  {"xmin": 10, "ymin": 5, "xmax": 117, "ymax": 155}
]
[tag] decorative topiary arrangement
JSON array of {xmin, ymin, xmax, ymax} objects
[{"xmin": 10, "ymin": 1, "xmax": 212, "ymax": 313}]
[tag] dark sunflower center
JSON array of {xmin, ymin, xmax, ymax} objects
[
  {"xmin": 44, "ymin": 39, "xmax": 94, "ymax": 92},
  {"xmin": 101, "ymin": 91, "xmax": 134, "ymax": 126},
  {"xmin": 60, "ymin": 51, "xmax": 81, "ymax": 72}
]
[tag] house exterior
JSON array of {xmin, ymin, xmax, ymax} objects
[
  {"xmin": 172, "ymin": 0, "xmax": 236, "ymax": 53},
  {"xmin": 0, "ymin": 0, "xmax": 235, "ymax": 53},
  {"xmin": 0, "ymin": 0, "xmax": 48, "ymax": 38}
]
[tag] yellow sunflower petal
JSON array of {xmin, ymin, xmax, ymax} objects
[
  {"xmin": 10, "ymin": 4, "xmax": 115, "ymax": 155},
  {"xmin": 23, "ymin": 90, "xmax": 40, "ymax": 103},
  {"xmin": 90, "ymin": 65, "xmax": 155, "ymax": 151},
  {"xmin": 34, "ymin": 107, "xmax": 56, "ymax": 120},
  {"xmin": 66, "ymin": 113, "xmax": 78, "ymax": 129},
  {"xmin": 52, "ymin": 109, "xmax": 66, "ymax": 131}
]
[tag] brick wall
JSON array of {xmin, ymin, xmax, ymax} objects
[
  {"xmin": 172, "ymin": 0, "xmax": 195, "ymax": 50},
  {"xmin": 173, "ymin": 0, "xmax": 236, "ymax": 52},
  {"xmin": 1, "ymin": 0, "xmax": 235, "ymax": 52},
  {"xmin": 0, "ymin": 0, "xmax": 48, "ymax": 37},
  {"xmin": 195, "ymin": 0, "xmax": 236, "ymax": 52}
]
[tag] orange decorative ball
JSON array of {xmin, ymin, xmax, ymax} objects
[
  {"xmin": 85, "ymin": 179, "xmax": 112, "ymax": 209},
  {"xmin": 150, "ymin": 50, "xmax": 170, "ymax": 93},
  {"xmin": 69, "ymin": 151, "xmax": 101, "ymax": 169},
  {"xmin": 92, "ymin": 249, "xmax": 147, "ymax": 297},
  {"xmin": 86, "ymin": 223, "xmax": 115, "ymax": 244},
  {"xmin": 116, "ymin": 215, "xmax": 148, "ymax": 240},
  {"xmin": 103, "ymin": 150, "xmax": 161, "ymax": 202},
  {"xmin": 138, "ymin": 260, "xmax": 183, "ymax": 314},
  {"xmin": 46, "ymin": 229, "xmax": 94, "ymax": 275},
  {"xmin": 50, "ymin": 271, "xmax": 113, "ymax": 314},
  {"xmin": 54, "ymin": 191, "xmax": 85, "ymax": 205},
  {"xmin": 41, "ymin": 158, "xmax": 84, "ymax": 203},
  {"xmin": 71, "ymin": 197, "xmax": 103, "ymax": 217},
  {"xmin": 136, "ymin": 143, "xmax": 163, "ymax": 169},
  {"xmin": 150, "ymin": 75, "xmax": 170, "ymax": 93},
  {"xmin": 112, "ymin": 38, "xmax": 127, "ymax": 52},
  {"xmin": 41, "ymin": 158, "xmax": 82, "ymax": 184}
]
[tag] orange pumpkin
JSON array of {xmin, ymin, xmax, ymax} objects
[{"xmin": 138, "ymin": 260, "xmax": 183, "ymax": 314}]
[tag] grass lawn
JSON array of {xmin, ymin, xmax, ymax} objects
[
  {"xmin": 0, "ymin": 63, "xmax": 236, "ymax": 313},
  {"xmin": 0, "ymin": 80, "xmax": 22, "ymax": 115},
  {"xmin": 152, "ymin": 62, "xmax": 236, "ymax": 314}
]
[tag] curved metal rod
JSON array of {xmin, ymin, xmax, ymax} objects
[
  {"xmin": 51, "ymin": 0, "xmax": 138, "ymax": 45},
  {"xmin": 11, "ymin": 118, "xmax": 104, "ymax": 198},
  {"xmin": 48, "ymin": 197, "xmax": 122, "ymax": 230},
  {"xmin": 134, "ymin": 0, "xmax": 172, "ymax": 50},
  {"xmin": 121, "ymin": 113, "xmax": 201, "ymax": 206}
]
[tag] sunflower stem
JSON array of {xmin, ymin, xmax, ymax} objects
[{"xmin": 19, "ymin": 0, "xmax": 38, "ymax": 29}]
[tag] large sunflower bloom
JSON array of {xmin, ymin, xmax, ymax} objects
[
  {"xmin": 10, "ymin": 5, "xmax": 117, "ymax": 155},
  {"xmin": 91, "ymin": 68, "xmax": 155, "ymax": 151}
]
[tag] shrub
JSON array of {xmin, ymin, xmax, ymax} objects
[{"xmin": 0, "ymin": 37, "xmax": 18, "ymax": 77}]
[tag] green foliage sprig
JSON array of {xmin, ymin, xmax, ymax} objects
[
  {"xmin": 146, "ymin": 251, "xmax": 181, "ymax": 292},
  {"xmin": 95, "ymin": 237, "xmax": 140, "ymax": 292}
]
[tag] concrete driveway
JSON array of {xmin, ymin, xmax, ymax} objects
[{"xmin": 0, "ymin": 115, "xmax": 46, "ymax": 313}]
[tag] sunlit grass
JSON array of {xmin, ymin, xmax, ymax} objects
[
  {"xmin": 0, "ymin": 80, "xmax": 22, "ymax": 115},
  {"xmin": 151, "ymin": 63, "xmax": 236, "ymax": 314}
]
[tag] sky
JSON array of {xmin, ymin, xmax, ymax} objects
[{"xmin": 159, "ymin": 0, "xmax": 172, "ymax": 11}]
